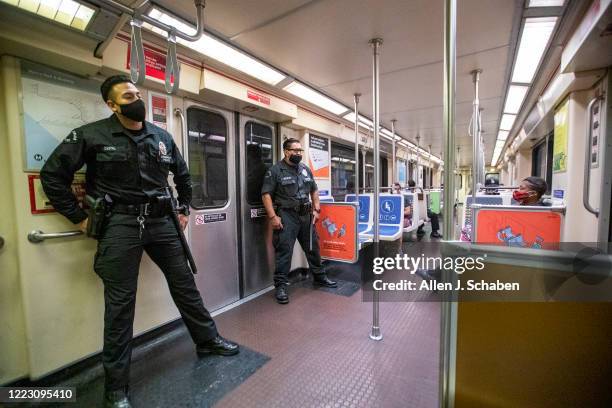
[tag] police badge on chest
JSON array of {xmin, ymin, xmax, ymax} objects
[{"xmin": 158, "ymin": 141, "xmax": 172, "ymax": 164}]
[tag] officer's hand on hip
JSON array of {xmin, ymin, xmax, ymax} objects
[
  {"xmin": 178, "ymin": 214, "xmax": 189, "ymax": 230},
  {"xmin": 270, "ymin": 215, "xmax": 283, "ymax": 230},
  {"xmin": 78, "ymin": 217, "xmax": 89, "ymax": 233}
]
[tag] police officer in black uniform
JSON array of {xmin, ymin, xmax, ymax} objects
[
  {"xmin": 40, "ymin": 75, "xmax": 239, "ymax": 408},
  {"xmin": 262, "ymin": 138, "xmax": 337, "ymax": 304}
]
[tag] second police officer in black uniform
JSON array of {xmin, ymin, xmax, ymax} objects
[
  {"xmin": 262, "ymin": 138, "xmax": 337, "ymax": 304},
  {"xmin": 40, "ymin": 75, "xmax": 239, "ymax": 408}
]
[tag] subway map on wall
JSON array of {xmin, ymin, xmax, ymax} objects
[{"xmin": 21, "ymin": 62, "xmax": 107, "ymax": 170}]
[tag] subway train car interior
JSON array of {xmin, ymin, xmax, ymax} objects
[{"xmin": 1, "ymin": 0, "xmax": 612, "ymax": 407}]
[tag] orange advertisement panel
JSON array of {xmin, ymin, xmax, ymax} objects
[
  {"xmin": 474, "ymin": 209, "xmax": 562, "ymax": 249},
  {"xmin": 316, "ymin": 203, "xmax": 358, "ymax": 263}
]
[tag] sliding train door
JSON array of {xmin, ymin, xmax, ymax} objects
[
  {"xmin": 239, "ymin": 116, "xmax": 276, "ymax": 296},
  {"xmin": 185, "ymin": 102, "xmax": 240, "ymax": 310}
]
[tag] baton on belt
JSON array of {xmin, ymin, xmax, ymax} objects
[
  {"xmin": 161, "ymin": 188, "xmax": 198, "ymax": 274},
  {"xmin": 309, "ymin": 212, "xmax": 313, "ymax": 252}
]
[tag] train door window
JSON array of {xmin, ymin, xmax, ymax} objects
[
  {"xmin": 381, "ymin": 156, "xmax": 388, "ymax": 187},
  {"xmin": 331, "ymin": 142, "xmax": 356, "ymax": 201},
  {"xmin": 532, "ymin": 131, "xmax": 553, "ymax": 194},
  {"xmin": 396, "ymin": 159, "xmax": 407, "ymax": 185},
  {"xmin": 187, "ymin": 107, "xmax": 228, "ymax": 209},
  {"xmin": 245, "ymin": 121, "xmax": 273, "ymax": 205}
]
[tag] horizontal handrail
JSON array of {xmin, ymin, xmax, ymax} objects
[{"xmin": 28, "ymin": 230, "xmax": 83, "ymax": 243}]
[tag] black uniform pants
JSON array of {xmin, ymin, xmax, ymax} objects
[
  {"xmin": 273, "ymin": 209, "xmax": 324, "ymax": 287},
  {"xmin": 94, "ymin": 214, "xmax": 217, "ymax": 391}
]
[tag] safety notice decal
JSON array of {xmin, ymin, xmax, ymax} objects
[{"xmin": 195, "ymin": 213, "xmax": 227, "ymax": 225}]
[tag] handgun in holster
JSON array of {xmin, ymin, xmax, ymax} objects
[{"xmin": 85, "ymin": 195, "xmax": 107, "ymax": 238}]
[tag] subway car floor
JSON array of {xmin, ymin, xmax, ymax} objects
[{"xmin": 26, "ymin": 227, "xmax": 442, "ymax": 408}]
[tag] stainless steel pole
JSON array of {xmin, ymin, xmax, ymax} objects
[
  {"xmin": 416, "ymin": 135, "xmax": 421, "ymax": 187},
  {"xmin": 428, "ymin": 144, "xmax": 432, "ymax": 188},
  {"xmin": 354, "ymin": 93, "xmax": 361, "ymax": 198},
  {"xmin": 440, "ymin": 1, "xmax": 457, "ymax": 407},
  {"xmin": 391, "ymin": 119, "xmax": 397, "ymax": 184},
  {"xmin": 470, "ymin": 69, "xmax": 482, "ymax": 202},
  {"xmin": 369, "ymin": 37, "xmax": 383, "ymax": 342}
]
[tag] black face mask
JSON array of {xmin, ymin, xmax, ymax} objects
[
  {"xmin": 116, "ymin": 98, "xmax": 146, "ymax": 122},
  {"xmin": 289, "ymin": 154, "xmax": 302, "ymax": 165}
]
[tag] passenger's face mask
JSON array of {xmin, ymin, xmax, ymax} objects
[
  {"xmin": 289, "ymin": 154, "xmax": 302, "ymax": 165},
  {"xmin": 116, "ymin": 98, "xmax": 146, "ymax": 122},
  {"xmin": 512, "ymin": 190, "xmax": 533, "ymax": 202}
]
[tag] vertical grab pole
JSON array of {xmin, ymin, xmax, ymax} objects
[
  {"xmin": 470, "ymin": 69, "xmax": 482, "ymax": 202},
  {"xmin": 440, "ymin": 0, "xmax": 458, "ymax": 407},
  {"xmin": 416, "ymin": 135, "xmax": 421, "ymax": 186},
  {"xmin": 369, "ymin": 37, "xmax": 383, "ymax": 342},
  {"xmin": 354, "ymin": 94, "xmax": 361, "ymax": 198},
  {"xmin": 428, "ymin": 144, "xmax": 432, "ymax": 188},
  {"xmin": 392, "ymin": 119, "xmax": 397, "ymax": 184}
]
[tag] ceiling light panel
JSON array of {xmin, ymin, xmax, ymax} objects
[
  {"xmin": 500, "ymin": 114, "xmax": 517, "ymax": 131},
  {"xmin": 497, "ymin": 130, "xmax": 509, "ymax": 141},
  {"xmin": 511, "ymin": 17, "xmax": 557, "ymax": 83},
  {"xmin": 527, "ymin": 0, "xmax": 564, "ymax": 7},
  {"xmin": 504, "ymin": 85, "xmax": 529, "ymax": 114},
  {"xmin": 1, "ymin": 0, "xmax": 96, "ymax": 31},
  {"xmin": 146, "ymin": 8, "xmax": 286, "ymax": 86},
  {"xmin": 283, "ymin": 82, "xmax": 347, "ymax": 115}
]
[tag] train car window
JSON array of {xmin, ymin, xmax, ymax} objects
[
  {"xmin": 532, "ymin": 132, "xmax": 553, "ymax": 194},
  {"xmin": 485, "ymin": 172, "xmax": 500, "ymax": 186},
  {"xmin": 331, "ymin": 142, "xmax": 356, "ymax": 201},
  {"xmin": 187, "ymin": 107, "xmax": 228, "ymax": 209},
  {"xmin": 245, "ymin": 121, "xmax": 274, "ymax": 205}
]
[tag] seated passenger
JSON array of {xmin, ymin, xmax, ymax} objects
[
  {"xmin": 513, "ymin": 176, "xmax": 549, "ymax": 206},
  {"xmin": 393, "ymin": 182, "xmax": 412, "ymax": 228},
  {"xmin": 408, "ymin": 179, "xmax": 441, "ymax": 238}
]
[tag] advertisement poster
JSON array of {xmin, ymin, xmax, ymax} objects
[
  {"xmin": 474, "ymin": 209, "xmax": 562, "ymax": 249},
  {"xmin": 553, "ymin": 98, "xmax": 569, "ymax": 173},
  {"xmin": 308, "ymin": 134, "xmax": 330, "ymax": 179},
  {"xmin": 317, "ymin": 203, "xmax": 358, "ymax": 263},
  {"xmin": 126, "ymin": 46, "xmax": 173, "ymax": 82},
  {"xmin": 149, "ymin": 93, "xmax": 171, "ymax": 130}
]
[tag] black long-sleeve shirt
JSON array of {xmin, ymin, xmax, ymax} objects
[{"xmin": 40, "ymin": 114, "xmax": 191, "ymax": 224}]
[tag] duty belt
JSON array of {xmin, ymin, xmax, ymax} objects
[
  {"xmin": 111, "ymin": 202, "xmax": 168, "ymax": 218},
  {"xmin": 281, "ymin": 201, "xmax": 312, "ymax": 216}
]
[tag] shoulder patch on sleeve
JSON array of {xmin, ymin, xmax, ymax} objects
[{"xmin": 62, "ymin": 130, "xmax": 80, "ymax": 144}]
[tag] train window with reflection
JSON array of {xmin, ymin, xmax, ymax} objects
[
  {"xmin": 331, "ymin": 143, "xmax": 356, "ymax": 201},
  {"xmin": 245, "ymin": 121, "xmax": 274, "ymax": 205},
  {"xmin": 187, "ymin": 107, "xmax": 228, "ymax": 209}
]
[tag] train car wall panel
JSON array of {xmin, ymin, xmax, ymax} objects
[
  {"xmin": 552, "ymin": 89, "xmax": 600, "ymax": 242},
  {"xmin": 0, "ymin": 56, "xmax": 30, "ymax": 385},
  {"xmin": 1, "ymin": 56, "xmax": 186, "ymax": 379},
  {"xmin": 201, "ymin": 69, "xmax": 297, "ymax": 123},
  {"xmin": 291, "ymin": 107, "xmax": 342, "ymax": 139}
]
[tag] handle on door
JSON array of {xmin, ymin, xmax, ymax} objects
[
  {"xmin": 0, "ymin": 236, "xmax": 4, "ymax": 249},
  {"xmin": 28, "ymin": 230, "xmax": 83, "ymax": 243}
]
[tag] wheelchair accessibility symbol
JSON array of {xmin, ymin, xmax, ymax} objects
[{"xmin": 382, "ymin": 199, "xmax": 394, "ymax": 213}]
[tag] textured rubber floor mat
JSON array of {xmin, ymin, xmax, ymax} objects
[
  {"xmin": 36, "ymin": 326, "xmax": 269, "ymax": 408},
  {"xmin": 295, "ymin": 278, "xmax": 361, "ymax": 297}
]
